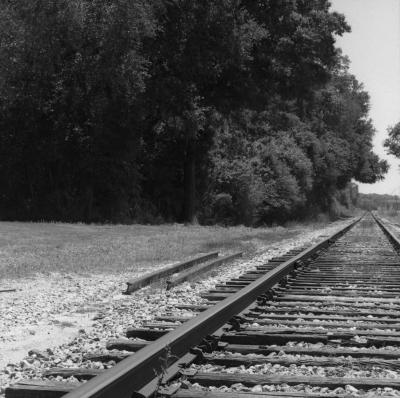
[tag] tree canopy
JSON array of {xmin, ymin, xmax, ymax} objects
[
  {"xmin": 0, "ymin": 0, "xmax": 388, "ymax": 223},
  {"xmin": 385, "ymin": 123, "xmax": 400, "ymax": 158}
]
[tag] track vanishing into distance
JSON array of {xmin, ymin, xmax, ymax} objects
[{"xmin": 7, "ymin": 213, "xmax": 400, "ymax": 398}]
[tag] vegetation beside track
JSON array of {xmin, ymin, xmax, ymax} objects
[
  {"xmin": 379, "ymin": 210, "xmax": 400, "ymax": 224},
  {"xmin": 0, "ymin": 220, "xmax": 339, "ymax": 279},
  {"xmin": 0, "ymin": 1, "xmax": 386, "ymax": 225}
]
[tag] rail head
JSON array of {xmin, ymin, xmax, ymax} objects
[
  {"xmin": 372, "ymin": 213, "xmax": 400, "ymax": 250},
  {"xmin": 62, "ymin": 217, "xmax": 361, "ymax": 398}
]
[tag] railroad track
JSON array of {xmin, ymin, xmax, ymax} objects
[{"xmin": 9, "ymin": 213, "xmax": 400, "ymax": 398}]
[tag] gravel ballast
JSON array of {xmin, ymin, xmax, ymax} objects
[{"xmin": 0, "ymin": 220, "xmax": 351, "ymax": 395}]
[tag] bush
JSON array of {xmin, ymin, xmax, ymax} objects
[{"xmin": 212, "ymin": 193, "xmax": 234, "ymax": 225}]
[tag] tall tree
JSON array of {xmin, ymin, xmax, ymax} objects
[
  {"xmin": 385, "ymin": 123, "xmax": 400, "ymax": 158},
  {"xmin": 0, "ymin": 0, "xmax": 156, "ymax": 220},
  {"xmin": 141, "ymin": 0, "xmax": 267, "ymax": 222},
  {"xmin": 0, "ymin": 0, "xmax": 389, "ymax": 223}
]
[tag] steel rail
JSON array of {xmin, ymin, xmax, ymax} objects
[
  {"xmin": 125, "ymin": 251, "xmax": 219, "ymax": 294},
  {"xmin": 63, "ymin": 217, "xmax": 360, "ymax": 398},
  {"xmin": 373, "ymin": 213, "xmax": 400, "ymax": 249}
]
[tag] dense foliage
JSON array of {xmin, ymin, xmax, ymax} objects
[
  {"xmin": 0, "ymin": 0, "xmax": 388, "ymax": 224},
  {"xmin": 385, "ymin": 123, "xmax": 400, "ymax": 159}
]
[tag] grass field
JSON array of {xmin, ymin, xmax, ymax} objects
[
  {"xmin": 378, "ymin": 210, "xmax": 400, "ymax": 223},
  {"xmin": 0, "ymin": 220, "xmax": 331, "ymax": 279}
]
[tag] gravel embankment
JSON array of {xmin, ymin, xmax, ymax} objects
[{"xmin": 0, "ymin": 220, "xmax": 351, "ymax": 394}]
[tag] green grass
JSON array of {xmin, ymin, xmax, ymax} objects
[{"xmin": 0, "ymin": 221, "xmax": 330, "ymax": 278}]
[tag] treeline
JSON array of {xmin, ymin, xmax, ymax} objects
[
  {"xmin": 358, "ymin": 194, "xmax": 400, "ymax": 211},
  {"xmin": 0, "ymin": 0, "xmax": 388, "ymax": 224}
]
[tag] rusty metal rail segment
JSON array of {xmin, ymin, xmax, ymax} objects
[
  {"xmin": 166, "ymin": 251, "xmax": 243, "ymax": 290},
  {"xmin": 62, "ymin": 217, "xmax": 360, "ymax": 398},
  {"xmin": 125, "ymin": 251, "xmax": 219, "ymax": 294}
]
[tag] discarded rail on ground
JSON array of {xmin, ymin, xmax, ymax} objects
[{"xmin": 125, "ymin": 251, "xmax": 243, "ymax": 294}]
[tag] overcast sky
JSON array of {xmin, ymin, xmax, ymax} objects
[{"xmin": 331, "ymin": 0, "xmax": 400, "ymax": 195}]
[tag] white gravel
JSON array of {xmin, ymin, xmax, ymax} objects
[
  {"xmin": 184, "ymin": 381, "xmax": 400, "ymax": 396},
  {"xmin": 0, "ymin": 220, "xmax": 351, "ymax": 394},
  {"xmin": 190, "ymin": 362, "xmax": 400, "ymax": 379}
]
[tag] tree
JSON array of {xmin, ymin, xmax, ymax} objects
[
  {"xmin": 0, "ymin": 0, "xmax": 156, "ymax": 221},
  {"xmin": 304, "ymin": 57, "xmax": 388, "ymax": 212},
  {"xmin": 0, "ymin": 0, "xmax": 388, "ymax": 224},
  {"xmin": 141, "ymin": 0, "xmax": 267, "ymax": 223},
  {"xmin": 385, "ymin": 123, "xmax": 400, "ymax": 158}
]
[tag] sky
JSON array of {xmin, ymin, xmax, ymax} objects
[{"xmin": 331, "ymin": 0, "xmax": 400, "ymax": 195}]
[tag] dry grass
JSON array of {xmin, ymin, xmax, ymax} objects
[
  {"xmin": 378, "ymin": 210, "xmax": 400, "ymax": 223},
  {"xmin": 0, "ymin": 220, "xmax": 329, "ymax": 278}
]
